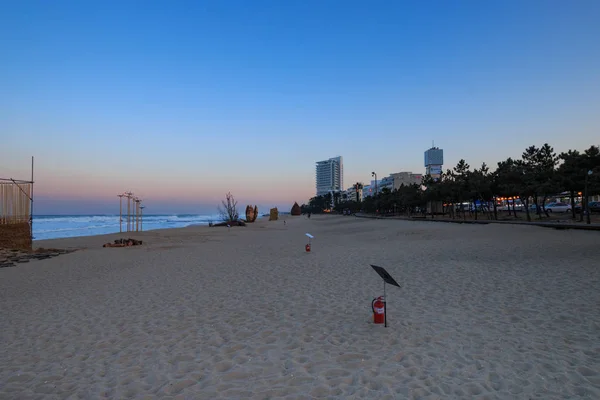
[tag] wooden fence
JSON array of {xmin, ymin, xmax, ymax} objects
[
  {"xmin": 0, "ymin": 181, "xmax": 33, "ymax": 249},
  {"xmin": 1, "ymin": 181, "xmax": 32, "ymax": 224}
]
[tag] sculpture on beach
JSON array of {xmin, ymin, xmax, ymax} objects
[
  {"xmin": 269, "ymin": 208, "xmax": 279, "ymax": 221},
  {"xmin": 291, "ymin": 202, "xmax": 301, "ymax": 216},
  {"xmin": 245, "ymin": 205, "xmax": 258, "ymax": 222}
]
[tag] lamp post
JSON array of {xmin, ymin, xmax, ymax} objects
[
  {"xmin": 371, "ymin": 171, "xmax": 378, "ymax": 214},
  {"xmin": 585, "ymin": 170, "xmax": 592, "ymax": 225}
]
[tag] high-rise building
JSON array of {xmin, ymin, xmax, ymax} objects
[
  {"xmin": 380, "ymin": 172, "xmax": 423, "ymax": 191},
  {"xmin": 315, "ymin": 156, "xmax": 343, "ymax": 196},
  {"xmin": 424, "ymin": 147, "xmax": 444, "ymax": 179}
]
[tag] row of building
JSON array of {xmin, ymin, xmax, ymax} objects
[{"xmin": 315, "ymin": 147, "xmax": 444, "ymax": 203}]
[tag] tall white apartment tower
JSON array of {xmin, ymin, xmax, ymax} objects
[{"xmin": 315, "ymin": 156, "xmax": 343, "ymax": 196}]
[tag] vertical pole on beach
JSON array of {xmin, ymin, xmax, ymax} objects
[
  {"xmin": 30, "ymin": 156, "xmax": 34, "ymax": 242},
  {"xmin": 129, "ymin": 194, "xmax": 133, "ymax": 232},
  {"xmin": 140, "ymin": 206, "xmax": 144, "ymax": 231},
  {"xmin": 136, "ymin": 200, "xmax": 139, "ymax": 232},
  {"xmin": 118, "ymin": 195, "xmax": 123, "ymax": 233},
  {"xmin": 383, "ymin": 281, "xmax": 387, "ymax": 328},
  {"xmin": 585, "ymin": 170, "xmax": 592, "ymax": 225},
  {"xmin": 130, "ymin": 195, "xmax": 133, "ymax": 232},
  {"xmin": 127, "ymin": 193, "xmax": 131, "ymax": 232}
]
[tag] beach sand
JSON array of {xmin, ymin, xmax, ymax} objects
[{"xmin": 1, "ymin": 215, "xmax": 600, "ymax": 399}]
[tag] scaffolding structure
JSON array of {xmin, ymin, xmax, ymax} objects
[
  {"xmin": 0, "ymin": 157, "xmax": 34, "ymax": 248},
  {"xmin": 118, "ymin": 191, "xmax": 144, "ymax": 233}
]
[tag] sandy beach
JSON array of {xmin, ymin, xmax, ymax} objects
[{"xmin": 1, "ymin": 215, "xmax": 600, "ymax": 399}]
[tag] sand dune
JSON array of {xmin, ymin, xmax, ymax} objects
[{"xmin": 1, "ymin": 215, "xmax": 600, "ymax": 399}]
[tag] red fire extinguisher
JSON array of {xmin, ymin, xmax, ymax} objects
[{"xmin": 372, "ymin": 296, "xmax": 385, "ymax": 324}]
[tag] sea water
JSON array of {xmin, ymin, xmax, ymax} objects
[{"xmin": 32, "ymin": 214, "xmax": 220, "ymax": 240}]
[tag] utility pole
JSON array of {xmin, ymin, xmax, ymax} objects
[
  {"xmin": 118, "ymin": 194, "xmax": 124, "ymax": 232},
  {"xmin": 372, "ymin": 172, "xmax": 378, "ymax": 214},
  {"xmin": 585, "ymin": 170, "xmax": 592, "ymax": 225},
  {"xmin": 118, "ymin": 191, "xmax": 142, "ymax": 232}
]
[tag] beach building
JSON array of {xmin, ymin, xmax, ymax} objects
[
  {"xmin": 362, "ymin": 185, "xmax": 371, "ymax": 200},
  {"xmin": 363, "ymin": 181, "xmax": 383, "ymax": 199},
  {"xmin": 379, "ymin": 172, "xmax": 423, "ymax": 192},
  {"xmin": 342, "ymin": 185, "xmax": 363, "ymax": 202},
  {"xmin": 315, "ymin": 156, "xmax": 343, "ymax": 196}
]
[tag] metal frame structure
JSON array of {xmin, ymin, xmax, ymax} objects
[
  {"xmin": 118, "ymin": 191, "xmax": 144, "ymax": 233},
  {"xmin": 0, "ymin": 157, "xmax": 34, "ymax": 242}
]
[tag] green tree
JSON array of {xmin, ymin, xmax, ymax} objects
[
  {"xmin": 557, "ymin": 149, "xmax": 581, "ymax": 220},
  {"xmin": 453, "ymin": 159, "xmax": 471, "ymax": 220},
  {"xmin": 495, "ymin": 158, "xmax": 522, "ymax": 218}
]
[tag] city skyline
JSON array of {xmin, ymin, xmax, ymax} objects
[{"xmin": 2, "ymin": 1, "xmax": 600, "ymax": 214}]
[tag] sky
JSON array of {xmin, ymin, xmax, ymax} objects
[{"xmin": 1, "ymin": 0, "xmax": 600, "ymax": 214}]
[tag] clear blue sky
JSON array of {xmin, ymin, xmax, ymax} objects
[{"xmin": 2, "ymin": 0, "xmax": 599, "ymax": 214}]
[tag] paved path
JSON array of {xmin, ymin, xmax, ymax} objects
[{"xmin": 355, "ymin": 213, "xmax": 600, "ymax": 230}]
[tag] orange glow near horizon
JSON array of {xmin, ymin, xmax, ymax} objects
[{"xmin": 33, "ymin": 171, "xmax": 316, "ymax": 207}]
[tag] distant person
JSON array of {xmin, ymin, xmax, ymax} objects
[{"xmin": 308, "ymin": 212, "xmax": 311, "ymax": 219}]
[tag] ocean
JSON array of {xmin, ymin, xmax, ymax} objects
[{"xmin": 32, "ymin": 214, "xmax": 221, "ymax": 241}]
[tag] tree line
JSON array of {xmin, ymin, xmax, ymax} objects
[{"xmin": 302, "ymin": 144, "xmax": 600, "ymax": 222}]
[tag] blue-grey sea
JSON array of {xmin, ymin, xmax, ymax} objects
[{"xmin": 32, "ymin": 214, "xmax": 220, "ymax": 240}]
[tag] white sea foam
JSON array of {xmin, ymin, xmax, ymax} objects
[{"xmin": 32, "ymin": 214, "xmax": 220, "ymax": 240}]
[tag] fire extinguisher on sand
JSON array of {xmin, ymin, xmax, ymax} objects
[{"xmin": 372, "ymin": 296, "xmax": 385, "ymax": 324}]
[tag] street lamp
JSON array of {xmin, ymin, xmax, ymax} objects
[
  {"xmin": 372, "ymin": 171, "xmax": 378, "ymax": 214},
  {"xmin": 585, "ymin": 170, "xmax": 592, "ymax": 225}
]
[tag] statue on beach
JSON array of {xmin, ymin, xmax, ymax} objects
[
  {"xmin": 291, "ymin": 202, "xmax": 301, "ymax": 216},
  {"xmin": 245, "ymin": 205, "xmax": 258, "ymax": 222},
  {"xmin": 269, "ymin": 208, "xmax": 279, "ymax": 221}
]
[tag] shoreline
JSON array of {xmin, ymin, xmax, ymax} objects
[
  {"xmin": 32, "ymin": 215, "xmax": 269, "ymax": 243},
  {"xmin": 30, "ymin": 214, "xmax": 229, "ymax": 242},
  {"xmin": 32, "ymin": 216, "xmax": 272, "ymax": 250}
]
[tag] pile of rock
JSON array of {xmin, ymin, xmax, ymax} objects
[
  {"xmin": 103, "ymin": 238, "xmax": 143, "ymax": 248},
  {"xmin": 0, "ymin": 248, "xmax": 74, "ymax": 268}
]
